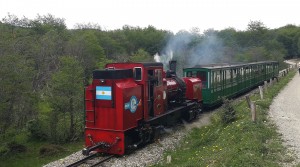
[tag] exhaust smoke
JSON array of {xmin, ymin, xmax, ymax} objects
[{"xmin": 154, "ymin": 30, "xmax": 227, "ymax": 76}]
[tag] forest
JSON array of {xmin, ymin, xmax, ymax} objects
[{"xmin": 1, "ymin": 13, "xmax": 300, "ymax": 151}]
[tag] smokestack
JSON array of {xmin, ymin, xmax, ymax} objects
[{"xmin": 169, "ymin": 60, "xmax": 177, "ymax": 72}]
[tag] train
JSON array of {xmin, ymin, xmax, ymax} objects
[
  {"xmin": 183, "ymin": 61, "xmax": 279, "ymax": 108},
  {"xmin": 82, "ymin": 60, "xmax": 279, "ymax": 156}
]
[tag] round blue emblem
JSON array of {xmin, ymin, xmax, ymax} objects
[{"xmin": 124, "ymin": 96, "xmax": 138, "ymax": 113}]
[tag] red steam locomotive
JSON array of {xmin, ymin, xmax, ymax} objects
[{"xmin": 83, "ymin": 61, "xmax": 202, "ymax": 155}]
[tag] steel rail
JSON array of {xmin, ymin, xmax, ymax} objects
[
  {"xmin": 90, "ymin": 155, "xmax": 114, "ymax": 167},
  {"xmin": 66, "ymin": 153, "xmax": 98, "ymax": 167},
  {"xmin": 66, "ymin": 154, "xmax": 114, "ymax": 167}
]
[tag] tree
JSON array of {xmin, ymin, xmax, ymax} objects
[
  {"xmin": 245, "ymin": 21, "xmax": 269, "ymax": 47},
  {"xmin": 47, "ymin": 56, "xmax": 84, "ymax": 142},
  {"xmin": 276, "ymin": 25, "xmax": 300, "ymax": 58},
  {"xmin": 66, "ymin": 30, "xmax": 105, "ymax": 85},
  {"xmin": 129, "ymin": 48, "xmax": 153, "ymax": 62},
  {"xmin": 29, "ymin": 14, "xmax": 66, "ymax": 35},
  {"xmin": 0, "ymin": 54, "xmax": 36, "ymax": 134}
]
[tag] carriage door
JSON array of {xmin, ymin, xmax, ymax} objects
[{"xmin": 147, "ymin": 70, "xmax": 155, "ymax": 117}]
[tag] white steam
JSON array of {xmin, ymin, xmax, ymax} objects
[
  {"xmin": 154, "ymin": 50, "xmax": 173, "ymax": 70},
  {"xmin": 155, "ymin": 30, "xmax": 226, "ymax": 75},
  {"xmin": 188, "ymin": 33, "xmax": 224, "ymax": 67}
]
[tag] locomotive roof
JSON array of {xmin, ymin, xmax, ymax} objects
[
  {"xmin": 184, "ymin": 61, "xmax": 278, "ymax": 70},
  {"xmin": 139, "ymin": 62, "xmax": 163, "ymax": 67},
  {"xmin": 108, "ymin": 62, "xmax": 163, "ymax": 67}
]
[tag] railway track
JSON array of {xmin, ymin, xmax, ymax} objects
[{"xmin": 66, "ymin": 154, "xmax": 114, "ymax": 167}]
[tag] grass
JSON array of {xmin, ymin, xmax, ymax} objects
[
  {"xmin": 0, "ymin": 139, "xmax": 84, "ymax": 167},
  {"xmin": 155, "ymin": 70, "xmax": 298, "ymax": 167}
]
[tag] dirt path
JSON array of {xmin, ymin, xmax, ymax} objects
[{"xmin": 269, "ymin": 67, "xmax": 300, "ymax": 166}]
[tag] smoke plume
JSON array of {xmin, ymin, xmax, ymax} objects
[{"xmin": 154, "ymin": 30, "xmax": 226, "ymax": 76}]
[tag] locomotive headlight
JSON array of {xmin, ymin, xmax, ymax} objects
[{"xmin": 100, "ymin": 79, "xmax": 105, "ymax": 84}]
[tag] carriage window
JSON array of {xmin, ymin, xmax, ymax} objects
[
  {"xmin": 192, "ymin": 71, "xmax": 197, "ymax": 77},
  {"xmin": 134, "ymin": 67, "xmax": 142, "ymax": 81},
  {"xmin": 197, "ymin": 71, "xmax": 207, "ymax": 81},
  {"xmin": 186, "ymin": 71, "xmax": 192, "ymax": 77},
  {"xmin": 197, "ymin": 71, "xmax": 207, "ymax": 89}
]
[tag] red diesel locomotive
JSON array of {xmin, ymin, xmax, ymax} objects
[{"xmin": 83, "ymin": 61, "xmax": 202, "ymax": 155}]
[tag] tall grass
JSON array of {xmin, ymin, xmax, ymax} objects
[{"xmin": 155, "ymin": 70, "xmax": 297, "ymax": 167}]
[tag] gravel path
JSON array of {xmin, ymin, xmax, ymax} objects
[{"xmin": 269, "ymin": 69, "xmax": 300, "ymax": 166}]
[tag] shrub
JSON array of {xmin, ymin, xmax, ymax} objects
[
  {"xmin": 6, "ymin": 141, "xmax": 27, "ymax": 153},
  {"xmin": 27, "ymin": 119, "xmax": 48, "ymax": 140},
  {"xmin": 0, "ymin": 145, "xmax": 9, "ymax": 156},
  {"xmin": 220, "ymin": 98, "xmax": 236, "ymax": 125}
]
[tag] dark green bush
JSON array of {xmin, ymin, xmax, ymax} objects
[
  {"xmin": 6, "ymin": 141, "xmax": 27, "ymax": 154},
  {"xmin": 27, "ymin": 119, "xmax": 48, "ymax": 140},
  {"xmin": 220, "ymin": 98, "xmax": 236, "ymax": 125}
]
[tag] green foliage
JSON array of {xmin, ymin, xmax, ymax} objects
[
  {"xmin": 0, "ymin": 140, "xmax": 83, "ymax": 167},
  {"xmin": 46, "ymin": 56, "xmax": 84, "ymax": 143},
  {"xmin": 0, "ymin": 54, "xmax": 37, "ymax": 134},
  {"xmin": 129, "ymin": 48, "xmax": 153, "ymax": 62},
  {"xmin": 276, "ymin": 25, "xmax": 300, "ymax": 58},
  {"xmin": 26, "ymin": 119, "xmax": 48, "ymax": 141},
  {"xmin": 96, "ymin": 57, "xmax": 113, "ymax": 69},
  {"xmin": 6, "ymin": 141, "xmax": 27, "ymax": 154},
  {"xmin": 122, "ymin": 25, "xmax": 170, "ymax": 55},
  {"xmin": 220, "ymin": 98, "xmax": 236, "ymax": 125}
]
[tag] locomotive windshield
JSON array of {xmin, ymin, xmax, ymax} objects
[{"xmin": 93, "ymin": 69, "xmax": 133, "ymax": 79}]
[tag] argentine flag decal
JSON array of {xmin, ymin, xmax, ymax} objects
[{"xmin": 96, "ymin": 86, "xmax": 112, "ymax": 100}]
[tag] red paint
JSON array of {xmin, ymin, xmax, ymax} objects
[{"xmin": 182, "ymin": 77, "xmax": 203, "ymax": 102}]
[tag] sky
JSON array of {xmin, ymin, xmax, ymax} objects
[{"xmin": 0, "ymin": 0, "xmax": 299, "ymax": 33}]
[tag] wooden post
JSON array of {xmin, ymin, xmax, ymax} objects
[
  {"xmin": 258, "ymin": 86, "xmax": 263, "ymax": 99},
  {"xmin": 264, "ymin": 81, "xmax": 268, "ymax": 91},
  {"xmin": 245, "ymin": 95, "xmax": 251, "ymax": 108},
  {"xmin": 167, "ymin": 155, "xmax": 172, "ymax": 164},
  {"xmin": 251, "ymin": 102, "xmax": 256, "ymax": 122},
  {"xmin": 269, "ymin": 78, "xmax": 273, "ymax": 86}
]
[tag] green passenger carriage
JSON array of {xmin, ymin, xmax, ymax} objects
[{"xmin": 183, "ymin": 61, "xmax": 279, "ymax": 108}]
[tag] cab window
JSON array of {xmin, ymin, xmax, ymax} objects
[{"xmin": 134, "ymin": 67, "xmax": 142, "ymax": 81}]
